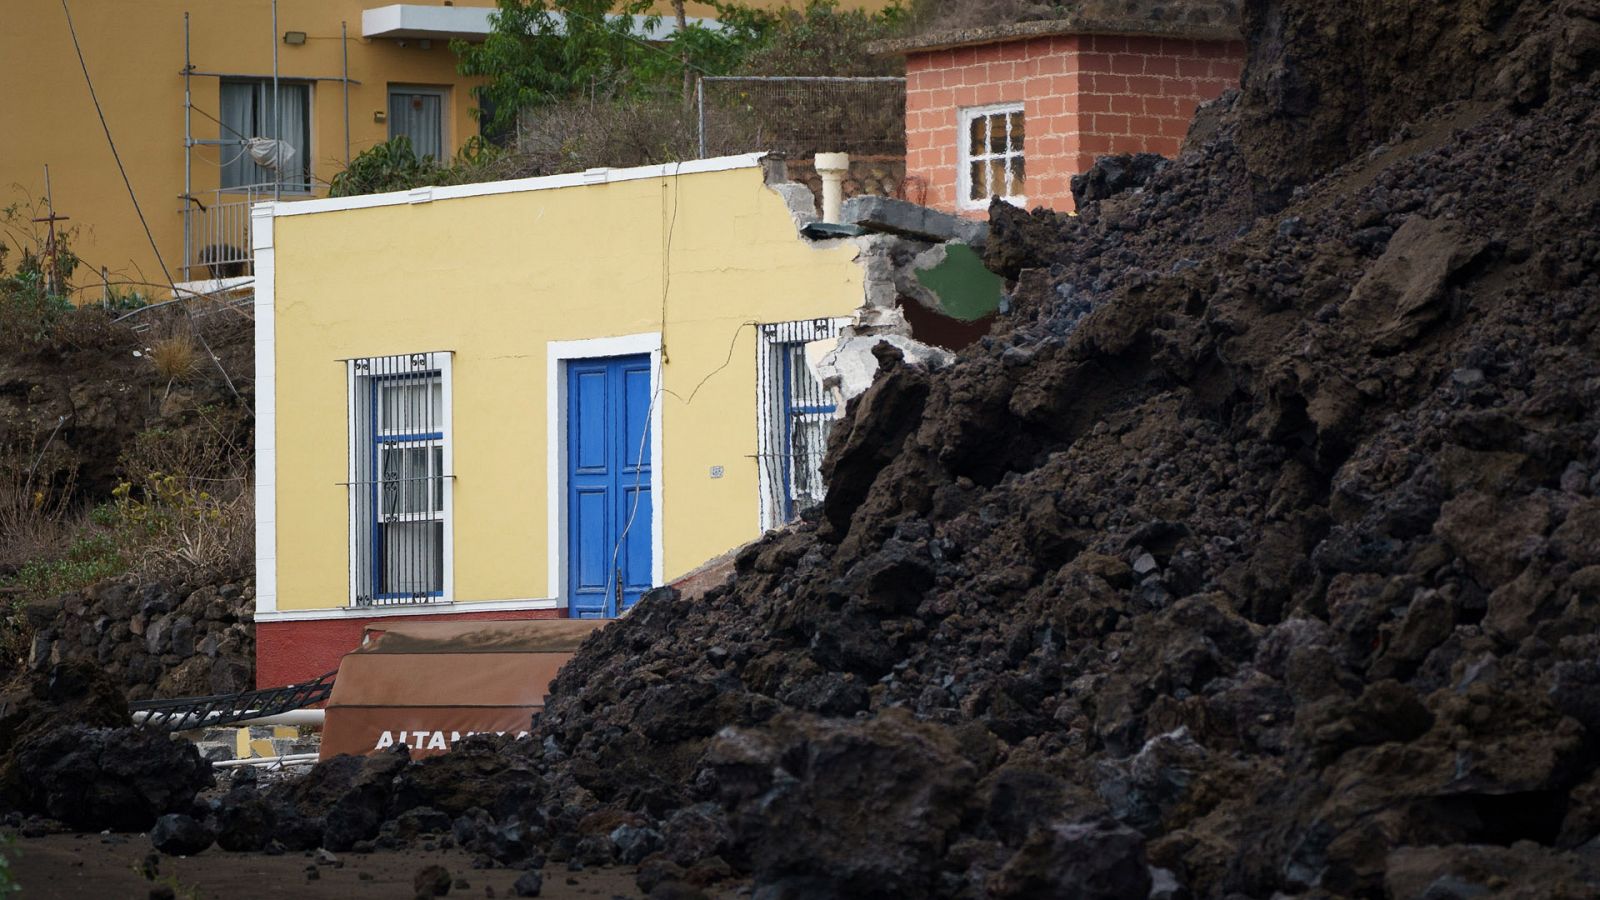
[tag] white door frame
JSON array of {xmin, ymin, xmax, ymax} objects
[{"xmin": 545, "ymin": 332, "xmax": 665, "ymax": 609}]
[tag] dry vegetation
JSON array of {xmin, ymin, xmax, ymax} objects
[
  {"xmin": 148, "ymin": 331, "xmax": 201, "ymax": 383},
  {"xmin": 0, "ymin": 412, "xmax": 253, "ymax": 672},
  {"xmin": 902, "ymin": 0, "xmax": 1076, "ymax": 32}
]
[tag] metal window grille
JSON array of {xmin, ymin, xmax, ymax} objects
[
  {"xmin": 757, "ymin": 319, "xmax": 845, "ymax": 530},
  {"xmin": 696, "ymin": 76, "xmax": 906, "ymax": 159},
  {"xmin": 348, "ymin": 352, "xmax": 449, "ymax": 607},
  {"xmin": 963, "ymin": 105, "xmax": 1026, "ymax": 204}
]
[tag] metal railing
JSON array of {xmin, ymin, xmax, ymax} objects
[
  {"xmin": 130, "ymin": 670, "xmax": 337, "ymax": 732},
  {"xmin": 181, "ymin": 182, "xmax": 275, "ymax": 282}
]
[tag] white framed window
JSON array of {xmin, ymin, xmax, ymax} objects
[
  {"xmin": 756, "ymin": 319, "xmax": 847, "ymax": 531},
  {"xmin": 219, "ymin": 79, "xmax": 312, "ymax": 192},
  {"xmin": 347, "ymin": 352, "xmax": 453, "ymax": 606},
  {"xmin": 388, "ymin": 85, "xmax": 448, "ymax": 162},
  {"xmin": 958, "ymin": 103, "xmax": 1026, "ymax": 210}
]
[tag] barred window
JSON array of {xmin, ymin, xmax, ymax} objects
[
  {"xmin": 756, "ymin": 320, "xmax": 845, "ymax": 531},
  {"xmin": 960, "ymin": 103, "xmax": 1026, "ymax": 209},
  {"xmin": 347, "ymin": 352, "xmax": 452, "ymax": 606}
]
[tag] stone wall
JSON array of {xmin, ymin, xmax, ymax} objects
[
  {"xmin": 782, "ymin": 155, "xmax": 913, "ymax": 212},
  {"xmin": 25, "ymin": 575, "xmax": 255, "ymax": 701},
  {"xmin": 904, "ymin": 33, "xmax": 1245, "ymax": 214}
]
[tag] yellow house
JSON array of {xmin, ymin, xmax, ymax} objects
[
  {"xmin": 2, "ymin": 0, "xmax": 502, "ymax": 299},
  {"xmin": 2, "ymin": 0, "xmax": 895, "ymax": 301},
  {"xmin": 254, "ymin": 154, "xmax": 869, "ymax": 687}
]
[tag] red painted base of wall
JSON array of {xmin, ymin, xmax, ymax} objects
[{"xmin": 256, "ymin": 608, "xmax": 563, "ymax": 689}]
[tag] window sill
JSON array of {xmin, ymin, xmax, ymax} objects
[{"xmin": 959, "ymin": 195, "xmax": 1028, "ymax": 212}]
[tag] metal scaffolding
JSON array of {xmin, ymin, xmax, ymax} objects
[{"xmin": 178, "ymin": 3, "xmax": 359, "ymax": 282}]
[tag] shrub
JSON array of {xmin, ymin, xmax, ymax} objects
[
  {"xmin": 0, "ymin": 197, "xmax": 134, "ymax": 356},
  {"xmin": 515, "ymin": 89, "xmax": 700, "ymax": 174},
  {"xmin": 328, "ymin": 136, "xmax": 445, "ymax": 197},
  {"xmin": 329, "ymin": 136, "xmax": 511, "ymax": 197},
  {"xmin": 0, "ymin": 416, "xmax": 253, "ymax": 674},
  {"xmin": 149, "ymin": 332, "xmax": 201, "ymax": 382},
  {"xmin": 731, "ymin": 0, "xmax": 907, "ymax": 77},
  {"xmin": 108, "ymin": 474, "xmax": 252, "ymax": 582},
  {"xmin": 112, "ymin": 415, "xmax": 253, "ymax": 582},
  {"xmin": 6, "ymin": 531, "xmax": 124, "ymax": 605}
]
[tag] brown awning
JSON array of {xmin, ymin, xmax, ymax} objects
[{"xmin": 320, "ymin": 618, "xmax": 604, "ymax": 759}]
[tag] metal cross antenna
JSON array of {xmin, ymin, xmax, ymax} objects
[{"xmin": 30, "ymin": 165, "xmax": 70, "ymax": 297}]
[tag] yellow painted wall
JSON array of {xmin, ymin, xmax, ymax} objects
[
  {"xmin": 1, "ymin": 0, "xmax": 898, "ymax": 301},
  {"xmin": 270, "ymin": 162, "xmax": 862, "ymax": 611},
  {"xmin": 0, "ymin": 0, "xmax": 491, "ymax": 300}
]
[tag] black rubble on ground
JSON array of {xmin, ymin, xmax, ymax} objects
[
  {"xmin": 227, "ymin": 2, "xmax": 1600, "ymax": 895},
  {"xmin": 13, "ymin": 1, "xmax": 1600, "ymax": 898},
  {"xmin": 0, "ymin": 662, "xmax": 213, "ymax": 832}
]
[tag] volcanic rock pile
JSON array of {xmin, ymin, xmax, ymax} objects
[
  {"xmin": 143, "ymin": 0, "xmax": 1600, "ymax": 896},
  {"xmin": 0, "ymin": 662, "xmax": 212, "ymax": 832},
  {"xmin": 21, "ymin": 575, "xmax": 255, "ymax": 700}
]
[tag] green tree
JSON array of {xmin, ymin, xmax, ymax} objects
[
  {"xmin": 455, "ymin": 1, "xmax": 906, "ymax": 135},
  {"xmin": 456, "ymin": 1, "xmax": 668, "ymax": 134}
]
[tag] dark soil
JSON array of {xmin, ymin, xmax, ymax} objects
[
  {"xmin": 0, "ymin": 303, "xmax": 252, "ymax": 505},
  {"xmin": 466, "ymin": 1, "xmax": 1600, "ymax": 896},
  {"xmin": 18, "ymin": 0, "xmax": 1600, "ymax": 897},
  {"xmin": 3, "ymin": 832, "xmax": 650, "ymax": 900}
]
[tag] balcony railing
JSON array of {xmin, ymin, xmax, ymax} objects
[{"xmin": 180, "ymin": 183, "xmax": 276, "ymax": 283}]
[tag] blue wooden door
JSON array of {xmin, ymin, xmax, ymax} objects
[{"xmin": 567, "ymin": 354, "xmax": 653, "ymax": 618}]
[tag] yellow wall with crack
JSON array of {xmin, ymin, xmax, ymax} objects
[{"xmin": 267, "ymin": 158, "xmax": 862, "ymax": 612}]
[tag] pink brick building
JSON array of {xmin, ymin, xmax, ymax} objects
[{"xmin": 878, "ymin": 18, "xmax": 1245, "ymax": 216}]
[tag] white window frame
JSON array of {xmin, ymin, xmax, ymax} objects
[
  {"xmin": 346, "ymin": 351, "xmax": 454, "ymax": 607},
  {"xmin": 957, "ymin": 102, "xmax": 1027, "ymax": 211},
  {"xmin": 756, "ymin": 318, "xmax": 849, "ymax": 532},
  {"xmin": 387, "ymin": 84, "xmax": 450, "ymax": 161}
]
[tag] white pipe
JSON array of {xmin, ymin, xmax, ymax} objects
[
  {"xmin": 815, "ymin": 152, "xmax": 849, "ymax": 224},
  {"xmin": 132, "ymin": 708, "xmax": 324, "ymax": 730},
  {"xmin": 212, "ymin": 752, "xmax": 320, "ymax": 770}
]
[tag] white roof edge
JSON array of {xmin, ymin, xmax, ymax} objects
[
  {"xmin": 361, "ymin": 4, "xmax": 721, "ymax": 41},
  {"xmin": 266, "ymin": 153, "xmax": 770, "ymax": 218},
  {"xmin": 361, "ymin": 5, "xmax": 493, "ymax": 40}
]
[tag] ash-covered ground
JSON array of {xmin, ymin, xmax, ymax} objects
[{"xmin": 8, "ymin": 1, "xmax": 1600, "ymax": 898}]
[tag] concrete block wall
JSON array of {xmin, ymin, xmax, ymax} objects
[{"xmin": 905, "ymin": 34, "xmax": 1245, "ymax": 215}]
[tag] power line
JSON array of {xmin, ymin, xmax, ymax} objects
[
  {"xmin": 60, "ymin": 0, "xmax": 246, "ymax": 409},
  {"xmin": 603, "ymin": 160, "xmax": 683, "ymax": 616}
]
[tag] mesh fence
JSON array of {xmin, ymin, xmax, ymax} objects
[{"xmin": 697, "ymin": 76, "xmax": 906, "ymax": 159}]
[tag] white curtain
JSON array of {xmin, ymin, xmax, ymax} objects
[
  {"xmin": 270, "ymin": 83, "xmax": 309, "ymax": 190},
  {"xmin": 219, "ymin": 82, "xmax": 255, "ymax": 190},
  {"xmin": 389, "ymin": 90, "xmax": 443, "ymax": 161},
  {"xmin": 220, "ymin": 81, "xmax": 310, "ymax": 191}
]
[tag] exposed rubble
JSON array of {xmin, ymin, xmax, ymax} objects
[
  {"xmin": 20, "ymin": 0, "xmax": 1600, "ymax": 897},
  {"xmin": 0, "ymin": 663, "xmax": 212, "ymax": 831},
  {"xmin": 377, "ymin": 0, "xmax": 1597, "ymax": 895}
]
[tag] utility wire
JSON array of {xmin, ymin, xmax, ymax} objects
[
  {"xmin": 603, "ymin": 160, "xmax": 686, "ymax": 616},
  {"xmin": 61, "ymin": 0, "xmax": 247, "ymax": 411}
]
